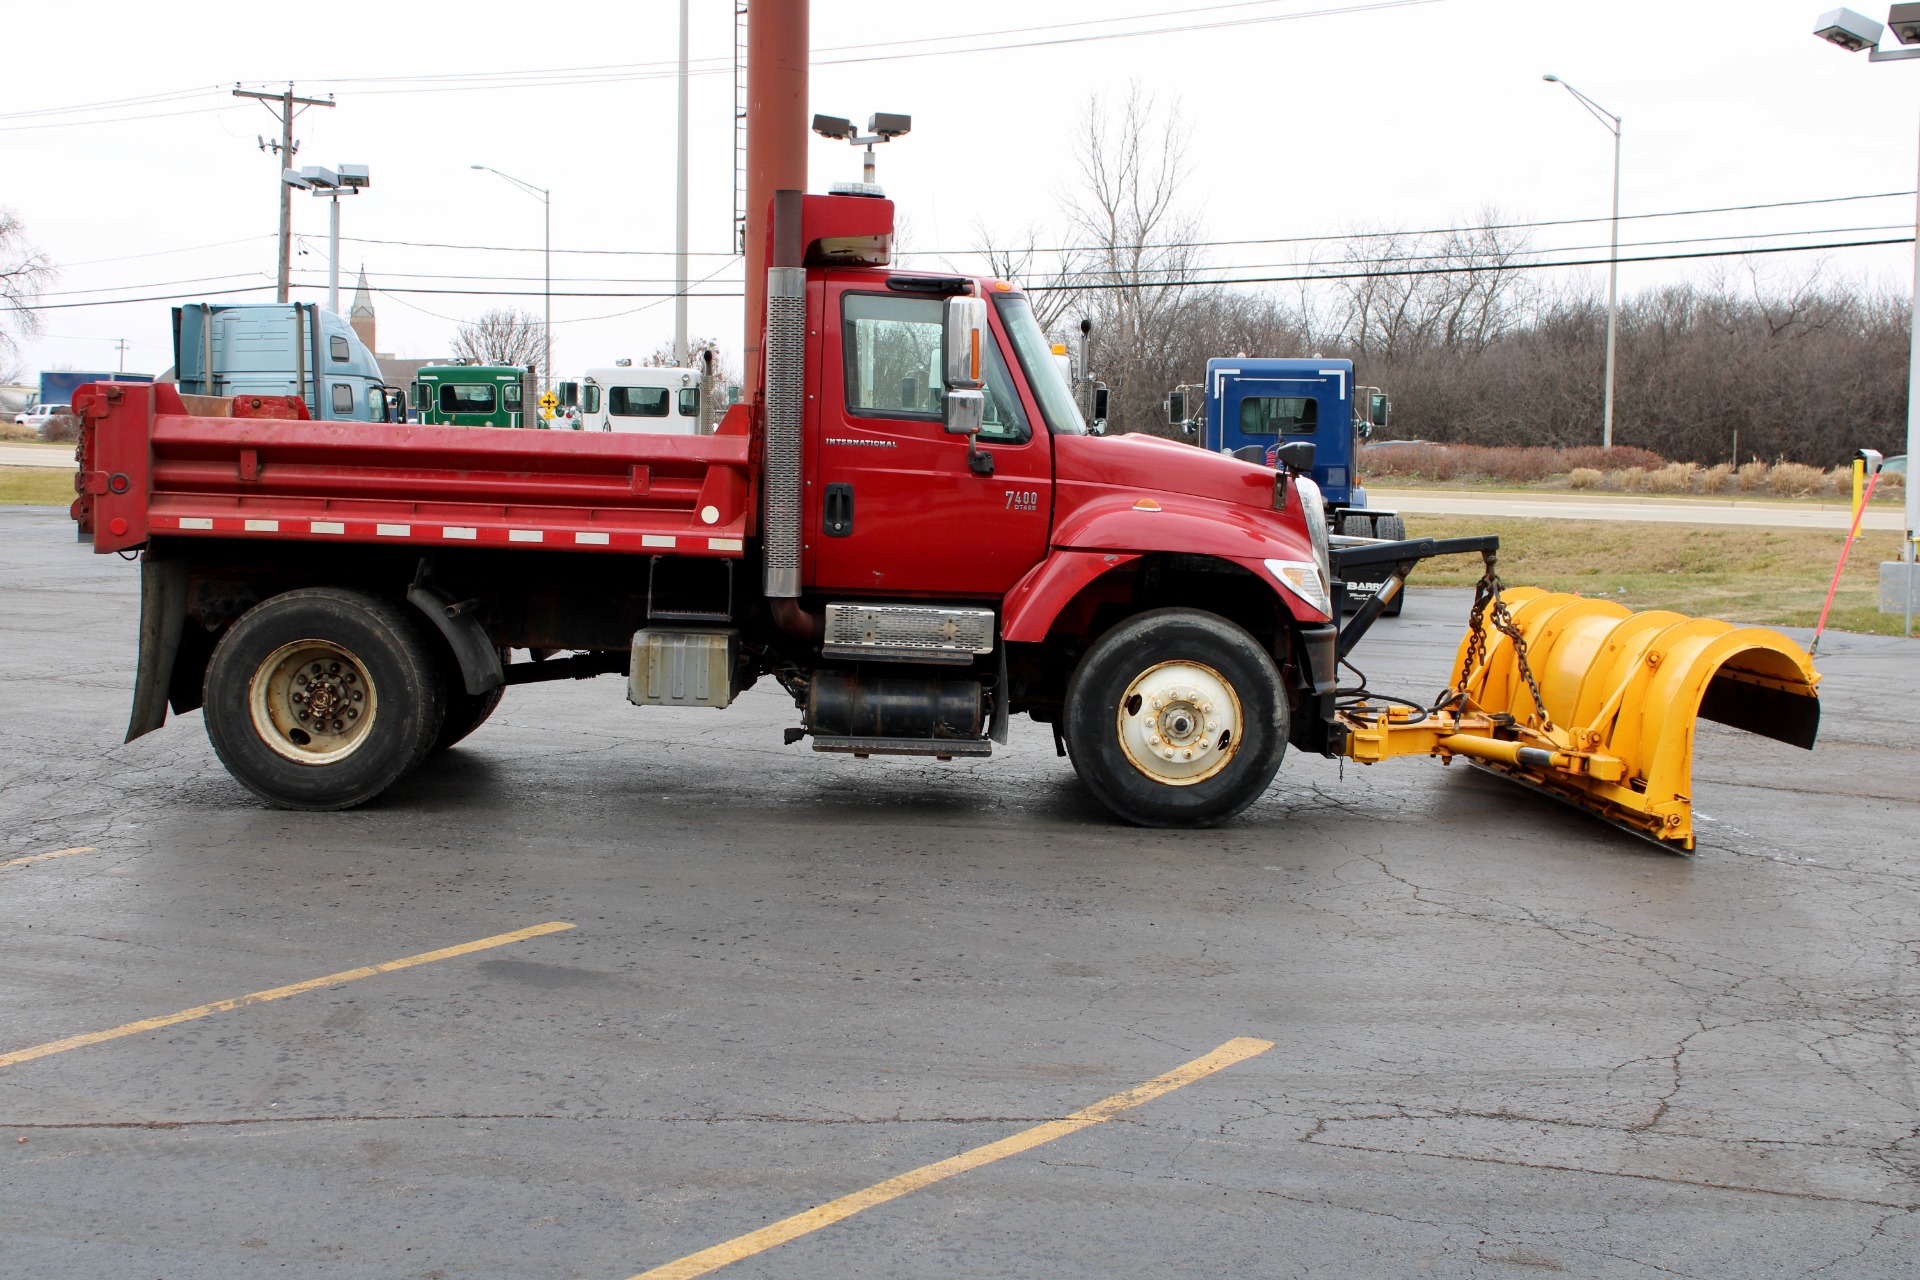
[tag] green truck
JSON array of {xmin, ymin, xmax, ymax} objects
[{"xmin": 412, "ymin": 364, "xmax": 531, "ymax": 428}]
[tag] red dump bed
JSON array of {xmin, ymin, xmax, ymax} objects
[{"xmin": 72, "ymin": 383, "xmax": 754, "ymax": 560}]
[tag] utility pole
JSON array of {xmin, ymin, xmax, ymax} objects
[
  {"xmin": 233, "ymin": 84, "xmax": 335, "ymax": 303},
  {"xmin": 675, "ymin": 0, "xmax": 691, "ymax": 365},
  {"xmin": 113, "ymin": 338, "xmax": 129, "ymax": 374}
]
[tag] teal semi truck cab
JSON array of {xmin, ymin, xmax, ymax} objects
[
  {"xmin": 413, "ymin": 364, "xmax": 530, "ymax": 428},
  {"xmin": 173, "ymin": 303, "xmax": 396, "ymax": 422},
  {"xmin": 1169, "ymin": 357, "xmax": 1404, "ymax": 612}
]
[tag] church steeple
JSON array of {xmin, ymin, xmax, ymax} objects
[{"xmin": 349, "ymin": 266, "xmax": 376, "ymax": 354}]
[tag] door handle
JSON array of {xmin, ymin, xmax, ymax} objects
[{"xmin": 823, "ymin": 483, "xmax": 854, "ymax": 537}]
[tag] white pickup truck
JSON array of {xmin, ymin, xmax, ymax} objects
[{"xmin": 559, "ymin": 365, "xmax": 703, "ymax": 435}]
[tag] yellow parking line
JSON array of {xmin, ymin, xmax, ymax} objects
[
  {"xmin": 0, "ymin": 920, "xmax": 575, "ymax": 1070},
  {"xmin": 0, "ymin": 845, "xmax": 97, "ymax": 870},
  {"xmin": 628, "ymin": 1036, "xmax": 1275, "ymax": 1280}
]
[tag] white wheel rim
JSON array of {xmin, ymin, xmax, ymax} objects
[
  {"xmin": 1115, "ymin": 659, "xmax": 1243, "ymax": 786},
  {"xmin": 248, "ymin": 639, "xmax": 379, "ymax": 765}
]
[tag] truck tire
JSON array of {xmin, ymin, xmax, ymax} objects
[
  {"xmin": 1375, "ymin": 515, "xmax": 1406, "ymax": 615},
  {"xmin": 432, "ymin": 664, "xmax": 505, "ymax": 755},
  {"xmin": 202, "ymin": 588, "xmax": 447, "ymax": 810},
  {"xmin": 1063, "ymin": 609, "xmax": 1289, "ymax": 828}
]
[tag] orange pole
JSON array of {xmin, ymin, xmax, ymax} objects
[
  {"xmin": 1812, "ymin": 469, "xmax": 1880, "ymax": 654},
  {"xmin": 743, "ymin": 0, "xmax": 809, "ymax": 405}
]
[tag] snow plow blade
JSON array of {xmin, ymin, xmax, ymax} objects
[{"xmin": 1340, "ymin": 590, "xmax": 1821, "ymax": 852}]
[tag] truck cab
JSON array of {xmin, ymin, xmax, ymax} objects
[
  {"xmin": 413, "ymin": 364, "xmax": 529, "ymax": 428},
  {"xmin": 559, "ymin": 365, "xmax": 703, "ymax": 434},
  {"xmin": 173, "ymin": 302, "xmax": 392, "ymax": 423}
]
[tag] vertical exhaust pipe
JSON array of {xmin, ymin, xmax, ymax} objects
[{"xmin": 763, "ymin": 191, "xmax": 805, "ymax": 598}]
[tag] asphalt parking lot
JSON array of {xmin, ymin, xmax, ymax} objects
[{"xmin": 2, "ymin": 504, "xmax": 1915, "ymax": 1278}]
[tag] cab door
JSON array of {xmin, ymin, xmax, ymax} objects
[{"xmin": 808, "ymin": 285, "xmax": 1051, "ymax": 597}]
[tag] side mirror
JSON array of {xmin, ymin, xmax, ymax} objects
[
  {"xmin": 559, "ymin": 380, "xmax": 579, "ymax": 409},
  {"xmin": 1165, "ymin": 392, "xmax": 1182, "ymax": 426},
  {"xmin": 1273, "ymin": 440, "xmax": 1316, "ymax": 473},
  {"xmin": 944, "ymin": 296, "xmax": 989, "ymax": 389},
  {"xmin": 1369, "ymin": 391, "xmax": 1389, "ymax": 429},
  {"xmin": 945, "ymin": 387, "xmax": 985, "ymax": 437},
  {"xmin": 1092, "ymin": 387, "xmax": 1109, "ymax": 423}
]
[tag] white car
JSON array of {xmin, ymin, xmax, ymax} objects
[{"xmin": 12, "ymin": 404, "xmax": 70, "ymax": 437}]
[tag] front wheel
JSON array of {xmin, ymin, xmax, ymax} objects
[
  {"xmin": 202, "ymin": 588, "xmax": 447, "ymax": 810},
  {"xmin": 1064, "ymin": 609, "xmax": 1289, "ymax": 827}
]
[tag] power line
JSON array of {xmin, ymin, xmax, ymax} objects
[
  {"xmin": 910, "ymin": 190, "xmax": 1920, "ymax": 259},
  {"xmin": 1029, "ymin": 236, "xmax": 1915, "ymax": 291}
]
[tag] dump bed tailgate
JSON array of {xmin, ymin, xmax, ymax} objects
[{"xmin": 73, "ymin": 383, "xmax": 752, "ymax": 559}]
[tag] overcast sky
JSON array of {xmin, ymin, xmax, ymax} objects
[{"xmin": 7, "ymin": 0, "xmax": 1920, "ymax": 383}]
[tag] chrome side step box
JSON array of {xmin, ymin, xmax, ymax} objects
[
  {"xmin": 810, "ymin": 735, "xmax": 992, "ymax": 759},
  {"xmin": 822, "ymin": 603, "xmax": 996, "ymax": 665}
]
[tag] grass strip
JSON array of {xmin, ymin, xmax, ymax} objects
[
  {"xmin": 0, "ymin": 466, "xmax": 74, "ymax": 507},
  {"xmin": 1404, "ymin": 515, "xmax": 1911, "ymax": 637}
]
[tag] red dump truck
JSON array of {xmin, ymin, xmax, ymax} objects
[
  {"xmin": 69, "ymin": 196, "xmax": 1348, "ymax": 828},
  {"xmin": 65, "ymin": 0, "xmax": 1821, "ymax": 848}
]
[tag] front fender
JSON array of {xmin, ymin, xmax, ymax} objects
[{"xmin": 1003, "ymin": 494, "xmax": 1327, "ymax": 643}]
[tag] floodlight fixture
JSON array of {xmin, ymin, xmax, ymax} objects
[
  {"xmin": 1889, "ymin": 2, "xmax": 1920, "ymax": 42},
  {"xmin": 869, "ymin": 112, "xmax": 911, "ymax": 139},
  {"xmin": 812, "ymin": 114, "xmax": 856, "ymax": 140},
  {"xmin": 297, "ymin": 165, "xmax": 341, "ymax": 189},
  {"xmin": 280, "ymin": 168, "xmax": 313, "ymax": 190},
  {"xmin": 1814, "ymin": 7, "xmax": 1884, "ymax": 50},
  {"xmin": 336, "ymin": 163, "xmax": 370, "ymax": 189}
]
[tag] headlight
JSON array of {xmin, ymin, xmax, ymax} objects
[
  {"xmin": 1291, "ymin": 475, "xmax": 1331, "ymax": 603},
  {"xmin": 1265, "ymin": 558, "xmax": 1329, "ymax": 616}
]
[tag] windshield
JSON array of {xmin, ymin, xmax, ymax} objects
[{"xmin": 994, "ymin": 295, "xmax": 1087, "ymax": 435}]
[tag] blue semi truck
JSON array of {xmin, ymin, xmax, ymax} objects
[
  {"xmin": 1169, "ymin": 357, "xmax": 1404, "ymax": 613},
  {"xmin": 172, "ymin": 302, "xmax": 400, "ymax": 423}
]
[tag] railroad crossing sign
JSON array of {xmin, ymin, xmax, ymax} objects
[{"xmin": 538, "ymin": 392, "xmax": 558, "ymax": 417}]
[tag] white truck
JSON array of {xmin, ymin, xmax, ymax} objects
[{"xmin": 558, "ymin": 364, "xmax": 703, "ymax": 435}]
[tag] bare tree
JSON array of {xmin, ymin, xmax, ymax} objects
[
  {"xmin": 2, "ymin": 210, "xmax": 54, "ymax": 377},
  {"xmin": 968, "ymin": 222, "xmax": 1086, "ymax": 334},
  {"xmin": 1330, "ymin": 208, "xmax": 1536, "ymax": 359},
  {"xmin": 642, "ymin": 336, "xmax": 740, "ymax": 384},
  {"xmin": 1063, "ymin": 85, "xmax": 1211, "ymax": 436},
  {"xmin": 452, "ymin": 308, "xmax": 546, "ymax": 371}
]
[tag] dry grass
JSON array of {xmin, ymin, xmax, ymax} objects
[
  {"xmin": 0, "ymin": 466, "xmax": 75, "ymax": 506},
  {"xmin": 1405, "ymin": 514, "xmax": 1910, "ymax": 636},
  {"xmin": 1363, "ymin": 444, "xmax": 1895, "ymax": 501}
]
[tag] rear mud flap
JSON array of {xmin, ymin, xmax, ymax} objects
[{"xmin": 127, "ymin": 554, "xmax": 189, "ymax": 742}]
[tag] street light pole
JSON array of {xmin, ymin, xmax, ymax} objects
[
  {"xmin": 1811, "ymin": 8, "xmax": 1920, "ymax": 624},
  {"xmin": 1544, "ymin": 75, "xmax": 1622, "ymax": 450},
  {"xmin": 328, "ymin": 192, "xmax": 342, "ymax": 315},
  {"xmin": 471, "ymin": 165, "xmax": 553, "ymax": 395},
  {"xmin": 675, "ymin": 0, "xmax": 691, "ymax": 366}
]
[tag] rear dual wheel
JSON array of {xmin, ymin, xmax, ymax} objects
[
  {"xmin": 203, "ymin": 588, "xmax": 446, "ymax": 810},
  {"xmin": 1064, "ymin": 609, "xmax": 1289, "ymax": 828}
]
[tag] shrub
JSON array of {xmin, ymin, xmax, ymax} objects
[
  {"xmin": 1737, "ymin": 460, "xmax": 1769, "ymax": 491},
  {"xmin": 1568, "ymin": 467, "xmax": 1604, "ymax": 489},
  {"xmin": 1701, "ymin": 463, "xmax": 1734, "ymax": 493},
  {"xmin": 1766, "ymin": 462, "xmax": 1828, "ymax": 497},
  {"xmin": 1611, "ymin": 466, "xmax": 1650, "ymax": 492},
  {"xmin": 39, "ymin": 414, "xmax": 81, "ymax": 444},
  {"xmin": 1645, "ymin": 461, "xmax": 1698, "ymax": 494}
]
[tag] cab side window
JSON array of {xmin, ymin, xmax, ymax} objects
[
  {"xmin": 841, "ymin": 292, "xmax": 1027, "ymax": 442},
  {"xmin": 610, "ymin": 386, "xmax": 670, "ymax": 417},
  {"xmin": 503, "ymin": 381, "xmax": 523, "ymax": 411},
  {"xmin": 330, "ymin": 335, "xmax": 349, "ymax": 363}
]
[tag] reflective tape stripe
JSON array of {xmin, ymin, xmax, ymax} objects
[
  {"xmin": 310, "ymin": 521, "xmax": 345, "ymax": 535},
  {"xmin": 642, "ymin": 535, "xmax": 676, "ymax": 548},
  {"xmin": 178, "ymin": 518, "xmax": 213, "ymax": 530},
  {"xmin": 443, "ymin": 527, "xmax": 477, "ymax": 540},
  {"xmin": 708, "ymin": 537, "xmax": 743, "ymax": 552},
  {"xmin": 508, "ymin": 530, "xmax": 543, "ymax": 543},
  {"xmin": 574, "ymin": 531, "xmax": 611, "ymax": 545},
  {"xmin": 376, "ymin": 524, "xmax": 411, "ymax": 537},
  {"xmin": 244, "ymin": 519, "xmax": 279, "ymax": 532}
]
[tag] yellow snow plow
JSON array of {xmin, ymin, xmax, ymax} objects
[{"xmin": 1326, "ymin": 540, "xmax": 1821, "ymax": 852}]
